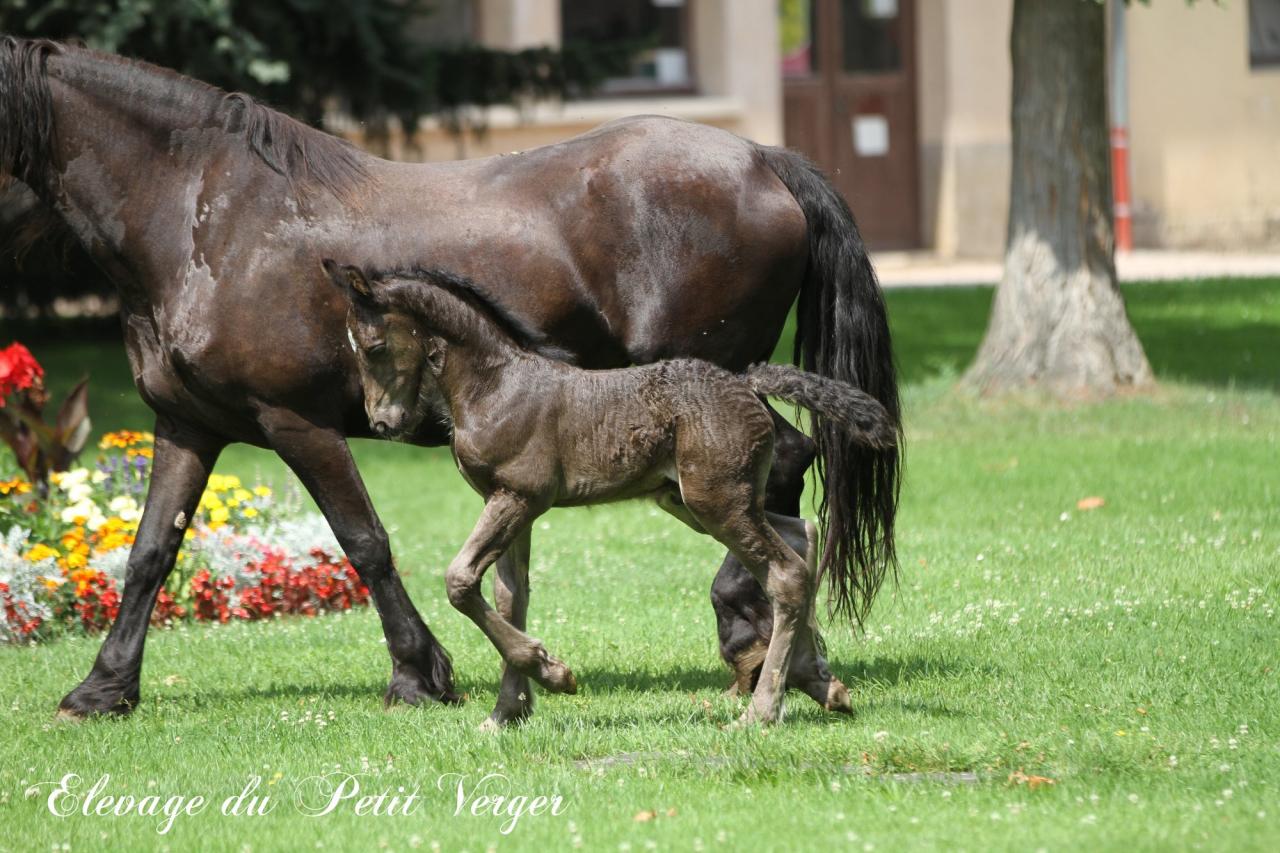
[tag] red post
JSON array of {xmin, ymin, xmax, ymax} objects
[
  {"xmin": 1111, "ymin": 125, "xmax": 1133, "ymax": 252},
  {"xmin": 1109, "ymin": 0, "xmax": 1132, "ymax": 253}
]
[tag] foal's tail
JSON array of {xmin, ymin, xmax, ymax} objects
[
  {"xmin": 757, "ymin": 144, "xmax": 902, "ymax": 628},
  {"xmin": 746, "ymin": 364, "xmax": 896, "ymax": 451}
]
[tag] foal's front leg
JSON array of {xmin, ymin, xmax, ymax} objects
[
  {"xmin": 481, "ymin": 527, "xmax": 535, "ymax": 731},
  {"xmin": 447, "ymin": 491, "xmax": 577, "ymax": 699}
]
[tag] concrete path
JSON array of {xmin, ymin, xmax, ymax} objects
[{"xmin": 872, "ymin": 250, "xmax": 1280, "ymax": 288}]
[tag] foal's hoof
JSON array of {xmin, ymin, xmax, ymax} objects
[
  {"xmin": 517, "ymin": 644, "xmax": 577, "ymax": 694},
  {"xmin": 824, "ymin": 678, "xmax": 854, "ymax": 715},
  {"xmin": 537, "ymin": 659, "xmax": 578, "ymax": 695},
  {"xmin": 729, "ymin": 704, "xmax": 776, "ymax": 729},
  {"xmin": 478, "ymin": 716, "xmax": 505, "ymax": 734}
]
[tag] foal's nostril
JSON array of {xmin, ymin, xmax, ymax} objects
[{"xmin": 373, "ymin": 420, "xmax": 391, "ymax": 436}]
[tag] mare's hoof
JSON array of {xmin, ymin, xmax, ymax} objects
[
  {"xmin": 384, "ymin": 668, "xmax": 463, "ymax": 708},
  {"xmin": 478, "ymin": 716, "xmax": 505, "ymax": 734},
  {"xmin": 54, "ymin": 707, "xmax": 88, "ymax": 724},
  {"xmin": 56, "ymin": 692, "xmax": 136, "ymax": 720},
  {"xmin": 58, "ymin": 676, "xmax": 138, "ymax": 717}
]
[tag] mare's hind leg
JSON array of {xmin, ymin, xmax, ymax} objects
[
  {"xmin": 59, "ymin": 417, "xmax": 224, "ymax": 718},
  {"xmin": 446, "ymin": 491, "xmax": 577, "ymax": 697},
  {"xmin": 481, "ymin": 528, "xmax": 535, "ymax": 730}
]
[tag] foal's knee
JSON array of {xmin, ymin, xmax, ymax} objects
[
  {"xmin": 769, "ymin": 559, "xmax": 813, "ymax": 616},
  {"xmin": 445, "ymin": 565, "xmax": 479, "ymax": 610}
]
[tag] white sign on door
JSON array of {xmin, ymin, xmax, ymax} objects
[{"xmin": 853, "ymin": 115, "xmax": 890, "ymax": 157}]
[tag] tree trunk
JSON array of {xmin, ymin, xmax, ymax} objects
[{"xmin": 966, "ymin": 0, "xmax": 1152, "ymax": 394}]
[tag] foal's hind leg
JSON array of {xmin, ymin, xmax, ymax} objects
[
  {"xmin": 711, "ymin": 408, "xmax": 834, "ymax": 701},
  {"xmin": 700, "ymin": 509, "xmax": 811, "ymax": 725},
  {"xmin": 767, "ymin": 513, "xmax": 852, "ymax": 714},
  {"xmin": 447, "ymin": 491, "xmax": 578, "ymax": 698},
  {"xmin": 682, "ymin": 466, "xmax": 811, "ymax": 723},
  {"xmin": 481, "ymin": 528, "xmax": 535, "ymax": 731}
]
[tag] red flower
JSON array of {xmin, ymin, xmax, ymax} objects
[
  {"xmin": 0, "ymin": 342, "xmax": 44, "ymax": 402},
  {"xmin": 1, "ymin": 580, "xmax": 44, "ymax": 638}
]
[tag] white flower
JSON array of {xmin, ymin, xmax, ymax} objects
[
  {"xmin": 66, "ymin": 484, "xmax": 93, "ymax": 504},
  {"xmin": 60, "ymin": 500, "xmax": 98, "ymax": 525},
  {"xmin": 55, "ymin": 467, "xmax": 91, "ymax": 490},
  {"xmin": 108, "ymin": 496, "xmax": 141, "ymax": 523}
]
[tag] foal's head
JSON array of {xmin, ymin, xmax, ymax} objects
[{"xmin": 322, "ymin": 260, "xmax": 446, "ymax": 440}]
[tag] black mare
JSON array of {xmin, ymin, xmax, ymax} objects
[{"xmin": 0, "ymin": 38, "xmax": 900, "ymax": 718}]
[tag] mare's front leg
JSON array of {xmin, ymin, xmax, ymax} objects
[
  {"xmin": 59, "ymin": 417, "xmax": 224, "ymax": 718},
  {"xmin": 447, "ymin": 491, "xmax": 577, "ymax": 698},
  {"xmin": 263, "ymin": 412, "xmax": 458, "ymax": 706},
  {"xmin": 480, "ymin": 527, "xmax": 535, "ymax": 731}
]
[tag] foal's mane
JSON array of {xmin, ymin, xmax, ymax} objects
[
  {"xmin": 381, "ymin": 268, "xmax": 576, "ymax": 363},
  {"xmin": 0, "ymin": 36, "xmax": 368, "ymax": 203}
]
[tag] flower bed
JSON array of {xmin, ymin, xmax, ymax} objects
[{"xmin": 0, "ymin": 431, "xmax": 368, "ymax": 643}]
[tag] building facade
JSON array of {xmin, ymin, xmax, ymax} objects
[{"xmin": 361, "ymin": 0, "xmax": 1280, "ymax": 256}]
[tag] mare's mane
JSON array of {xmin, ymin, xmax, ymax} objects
[{"xmin": 0, "ymin": 36, "xmax": 368, "ymax": 202}]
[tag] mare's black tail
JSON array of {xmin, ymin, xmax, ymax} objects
[{"xmin": 757, "ymin": 144, "xmax": 903, "ymax": 626}]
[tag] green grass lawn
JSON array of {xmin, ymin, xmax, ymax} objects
[{"xmin": 1, "ymin": 280, "xmax": 1278, "ymax": 852}]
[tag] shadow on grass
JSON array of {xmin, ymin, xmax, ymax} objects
[
  {"xmin": 161, "ymin": 654, "xmax": 967, "ymax": 719},
  {"xmin": 1130, "ymin": 316, "xmax": 1280, "ymax": 391}
]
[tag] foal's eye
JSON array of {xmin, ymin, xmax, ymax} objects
[{"xmin": 365, "ymin": 342, "xmax": 387, "ymax": 356}]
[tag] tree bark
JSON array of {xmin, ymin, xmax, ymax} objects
[{"xmin": 966, "ymin": 0, "xmax": 1152, "ymax": 395}]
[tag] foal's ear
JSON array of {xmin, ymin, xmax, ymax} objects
[{"xmin": 320, "ymin": 258, "xmax": 375, "ymax": 300}]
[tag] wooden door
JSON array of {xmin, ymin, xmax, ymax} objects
[{"xmin": 781, "ymin": 0, "xmax": 921, "ymax": 249}]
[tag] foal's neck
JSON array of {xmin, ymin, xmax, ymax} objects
[{"xmin": 382, "ymin": 281, "xmax": 538, "ymax": 407}]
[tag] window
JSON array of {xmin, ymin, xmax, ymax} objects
[
  {"xmin": 408, "ymin": 0, "xmax": 476, "ymax": 45},
  {"xmin": 1251, "ymin": 0, "xmax": 1280, "ymax": 68},
  {"xmin": 842, "ymin": 0, "xmax": 904, "ymax": 74},
  {"xmin": 561, "ymin": 0, "xmax": 694, "ymax": 94},
  {"xmin": 780, "ymin": 0, "xmax": 820, "ymax": 78}
]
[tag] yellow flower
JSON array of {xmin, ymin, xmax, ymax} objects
[
  {"xmin": 126, "ymin": 447, "xmax": 154, "ymax": 460},
  {"xmin": 199, "ymin": 491, "xmax": 223, "ymax": 511},
  {"xmin": 24, "ymin": 543, "xmax": 60, "ymax": 562},
  {"xmin": 99, "ymin": 429, "xmax": 150, "ymax": 449},
  {"xmin": 64, "ymin": 551, "xmax": 88, "ymax": 570},
  {"xmin": 242, "ymin": 507, "xmax": 259, "ymax": 519},
  {"xmin": 233, "ymin": 489, "xmax": 252, "ymax": 503},
  {"xmin": 209, "ymin": 506, "xmax": 231, "ymax": 526},
  {"xmin": 0, "ymin": 477, "xmax": 32, "ymax": 495},
  {"xmin": 253, "ymin": 485, "xmax": 272, "ymax": 498},
  {"xmin": 41, "ymin": 576, "xmax": 65, "ymax": 590},
  {"xmin": 207, "ymin": 474, "xmax": 242, "ymax": 492}
]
